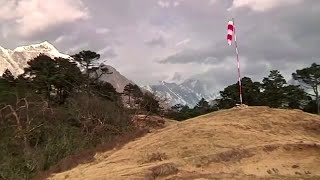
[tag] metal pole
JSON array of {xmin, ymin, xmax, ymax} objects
[{"xmin": 232, "ymin": 17, "xmax": 243, "ymax": 105}]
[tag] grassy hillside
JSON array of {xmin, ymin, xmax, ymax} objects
[{"xmin": 48, "ymin": 106, "xmax": 320, "ymax": 179}]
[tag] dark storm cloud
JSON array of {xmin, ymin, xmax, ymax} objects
[
  {"xmin": 160, "ymin": 0, "xmax": 320, "ymax": 66},
  {"xmin": 81, "ymin": 0, "xmax": 157, "ymax": 27},
  {"xmin": 189, "ymin": 57, "xmax": 273, "ymax": 92}
]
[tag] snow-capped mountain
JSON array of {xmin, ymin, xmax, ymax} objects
[
  {"xmin": 0, "ymin": 41, "xmax": 133, "ymax": 92},
  {"xmin": 0, "ymin": 41, "xmax": 70, "ymax": 76},
  {"xmin": 143, "ymin": 79, "xmax": 219, "ymax": 107}
]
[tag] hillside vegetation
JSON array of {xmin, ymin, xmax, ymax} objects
[
  {"xmin": 0, "ymin": 51, "xmax": 162, "ymax": 180},
  {"xmin": 49, "ymin": 106, "xmax": 320, "ymax": 180},
  {"xmin": 166, "ymin": 64, "xmax": 320, "ymax": 121}
]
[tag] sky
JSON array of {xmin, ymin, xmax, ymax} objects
[{"xmin": 0, "ymin": 0, "xmax": 319, "ymax": 92}]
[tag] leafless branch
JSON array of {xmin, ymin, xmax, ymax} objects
[{"xmin": 27, "ymin": 122, "xmax": 45, "ymax": 134}]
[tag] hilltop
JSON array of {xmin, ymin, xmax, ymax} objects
[{"xmin": 48, "ymin": 107, "xmax": 320, "ymax": 179}]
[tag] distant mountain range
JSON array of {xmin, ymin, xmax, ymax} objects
[
  {"xmin": 143, "ymin": 79, "xmax": 219, "ymax": 107},
  {"xmin": 0, "ymin": 41, "xmax": 218, "ymax": 106}
]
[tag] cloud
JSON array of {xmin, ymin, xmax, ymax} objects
[
  {"xmin": 157, "ymin": 0, "xmax": 184, "ymax": 8},
  {"xmin": 145, "ymin": 36, "xmax": 166, "ymax": 48},
  {"xmin": 1, "ymin": 26, "xmax": 9, "ymax": 39},
  {"xmin": 153, "ymin": 0, "xmax": 320, "ymax": 91},
  {"xmin": 97, "ymin": 46, "xmax": 117, "ymax": 58},
  {"xmin": 165, "ymin": 72, "xmax": 186, "ymax": 83},
  {"xmin": 0, "ymin": 0, "xmax": 89, "ymax": 37},
  {"xmin": 0, "ymin": 0, "xmax": 319, "ymax": 94},
  {"xmin": 65, "ymin": 42, "xmax": 89, "ymax": 54},
  {"xmin": 189, "ymin": 57, "xmax": 273, "ymax": 91},
  {"xmin": 173, "ymin": 1, "xmax": 180, "ymax": 7},
  {"xmin": 95, "ymin": 28, "xmax": 110, "ymax": 34},
  {"xmin": 175, "ymin": 38, "xmax": 190, "ymax": 47},
  {"xmin": 53, "ymin": 32, "xmax": 79, "ymax": 44},
  {"xmin": 159, "ymin": 48, "xmax": 220, "ymax": 64},
  {"xmin": 54, "ymin": 35, "xmax": 66, "ymax": 44},
  {"xmin": 0, "ymin": 1, "xmax": 17, "ymax": 21},
  {"xmin": 208, "ymin": 0, "xmax": 217, "ymax": 5},
  {"xmin": 229, "ymin": 0, "xmax": 302, "ymax": 11},
  {"xmin": 157, "ymin": 1, "xmax": 170, "ymax": 8},
  {"xmin": 160, "ymin": 0, "xmax": 319, "ymax": 65}
]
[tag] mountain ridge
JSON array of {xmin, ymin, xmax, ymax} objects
[
  {"xmin": 0, "ymin": 41, "xmax": 218, "ymax": 101},
  {"xmin": 0, "ymin": 41, "xmax": 133, "ymax": 92},
  {"xmin": 0, "ymin": 41, "xmax": 70, "ymax": 76},
  {"xmin": 143, "ymin": 79, "xmax": 219, "ymax": 107}
]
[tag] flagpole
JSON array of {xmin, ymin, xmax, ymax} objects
[{"xmin": 232, "ymin": 17, "xmax": 243, "ymax": 105}]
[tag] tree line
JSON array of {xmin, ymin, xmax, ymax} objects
[
  {"xmin": 0, "ymin": 51, "xmax": 161, "ymax": 180},
  {"xmin": 165, "ymin": 63, "xmax": 320, "ymax": 120}
]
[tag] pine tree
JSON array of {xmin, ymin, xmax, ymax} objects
[
  {"xmin": 92, "ymin": 81, "xmax": 118, "ymax": 101},
  {"xmin": 194, "ymin": 98, "xmax": 210, "ymax": 114},
  {"xmin": 53, "ymin": 57, "xmax": 83, "ymax": 104},
  {"xmin": 283, "ymin": 85, "xmax": 308, "ymax": 109},
  {"xmin": 2, "ymin": 69, "xmax": 15, "ymax": 82},
  {"xmin": 19, "ymin": 54, "xmax": 84, "ymax": 104},
  {"xmin": 21, "ymin": 54, "xmax": 58, "ymax": 101},
  {"xmin": 71, "ymin": 50, "xmax": 112, "ymax": 91},
  {"xmin": 123, "ymin": 83, "xmax": 135, "ymax": 106},
  {"xmin": 292, "ymin": 63, "xmax": 320, "ymax": 114},
  {"xmin": 140, "ymin": 92, "xmax": 161, "ymax": 114},
  {"xmin": 218, "ymin": 77, "xmax": 262, "ymax": 109},
  {"xmin": 262, "ymin": 70, "xmax": 287, "ymax": 108}
]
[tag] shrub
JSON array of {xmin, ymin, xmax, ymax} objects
[{"xmin": 0, "ymin": 94, "xmax": 133, "ymax": 180}]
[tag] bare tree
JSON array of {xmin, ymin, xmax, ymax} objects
[{"xmin": 0, "ymin": 96, "xmax": 50, "ymax": 153}]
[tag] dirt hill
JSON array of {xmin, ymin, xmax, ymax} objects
[{"xmin": 48, "ymin": 106, "xmax": 320, "ymax": 180}]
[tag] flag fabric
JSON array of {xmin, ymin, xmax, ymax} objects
[
  {"xmin": 227, "ymin": 18, "xmax": 243, "ymax": 105},
  {"xmin": 227, "ymin": 20, "xmax": 234, "ymax": 46}
]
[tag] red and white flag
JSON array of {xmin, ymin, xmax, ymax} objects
[
  {"xmin": 227, "ymin": 20, "xmax": 234, "ymax": 46},
  {"xmin": 226, "ymin": 18, "xmax": 243, "ymax": 105}
]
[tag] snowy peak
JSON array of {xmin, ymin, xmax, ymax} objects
[
  {"xmin": 0, "ymin": 41, "xmax": 70, "ymax": 76},
  {"xmin": 13, "ymin": 41, "xmax": 70, "ymax": 59},
  {"xmin": 0, "ymin": 41, "xmax": 134, "ymax": 93},
  {"xmin": 144, "ymin": 79, "xmax": 219, "ymax": 107},
  {"xmin": 0, "ymin": 46, "xmax": 9, "ymax": 52},
  {"xmin": 14, "ymin": 41, "xmax": 56, "ymax": 52}
]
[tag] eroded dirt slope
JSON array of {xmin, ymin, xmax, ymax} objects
[{"xmin": 49, "ymin": 107, "xmax": 320, "ymax": 180}]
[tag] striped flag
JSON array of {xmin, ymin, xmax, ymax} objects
[
  {"xmin": 227, "ymin": 20, "xmax": 234, "ymax": 46},
  {"xmin": 227, "ymin": 18, "xmax": 243, "ymax": 105}
]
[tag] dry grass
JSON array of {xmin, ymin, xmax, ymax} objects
[
  {"xmin": 34, "ymin": 128, "xmax": 148, "ymax": 180},
  {"xmin": 194, "ymin": 148, "xmax": 255, "ymax": 168},
  {"xmin": 48, "ymin": 106, "xmax": 320, "ymax": 180},
  {"xmin": 145, "ymin": 163, "xmax": 179, "ymax": 179},
  {"xmin": 263, "ymin": 144, "xmax": 279, "ymax": 152},
  {"xmin": 143, "ymin": 152, "xmax": 168, "ymax": 164}
]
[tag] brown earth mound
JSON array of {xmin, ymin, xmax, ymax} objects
[{"xmin": 48, "ymin": 107, "xmax": 320, "ymax": 180}]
